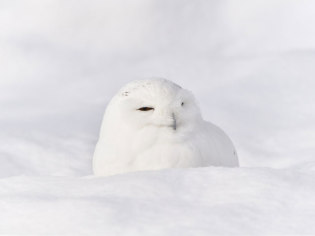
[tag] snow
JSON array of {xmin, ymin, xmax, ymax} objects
[
  {"xmin": 1, "ymin": 168, "xmax": 315, "ymax": 235},
  {"xmin": 1, "ymin": 0, "xmax": 315, "ymax": 235}
]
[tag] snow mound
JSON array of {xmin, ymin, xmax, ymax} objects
[{"xmin": 1, "ymin": 167, "xmax": 315, "ymax": 235}]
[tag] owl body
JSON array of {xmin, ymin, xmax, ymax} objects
[{"xmin": 93, "ymin": 79, "xmax": 238, "ymax": 176}]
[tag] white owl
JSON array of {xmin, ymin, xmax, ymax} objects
[{"xmin": 93, "ymin": 79, "xmax": 239, "ymax": 176}]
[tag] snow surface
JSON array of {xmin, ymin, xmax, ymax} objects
[
  {"xmin": 1, "ymin": 0, "xmax": 315, "ymax": 235},
  {"xmin": 1, "ymin": 168, "xmax": 315, "ymax": 235}
]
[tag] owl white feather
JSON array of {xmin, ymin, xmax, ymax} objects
[{"xmin": 93, "ymin": 78, "xmax": 239, "ymax": 176}]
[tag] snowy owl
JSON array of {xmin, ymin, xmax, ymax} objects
[{"xmin": 93, "ymin": 78, "xmax": 238, "ymax": 176}]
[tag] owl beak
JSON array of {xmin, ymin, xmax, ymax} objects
[{"xmin": 172, "ymin": 113, "xmax": 177, "ymax": 130}]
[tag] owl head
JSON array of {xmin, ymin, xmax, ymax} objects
[{"xmin": 102, "ymin": 78, "xmax": 203, "ymax": 135}]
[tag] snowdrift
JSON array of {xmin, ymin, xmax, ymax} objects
[{"xmin": 1, "ymin": 167, "xmax": 315, "ymax": 235}]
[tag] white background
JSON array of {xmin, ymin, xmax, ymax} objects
[{"xmin": 1, "ymin": 0, "xmax": 314, "ymax": 175}]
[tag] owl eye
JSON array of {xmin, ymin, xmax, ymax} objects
[
  {"xmin": 138, "ymin": 107, "xmax": 154, "ymax": 111},
  {"xmin": 181, "ymin": 102, "xmax": 184, "ymax": 106}
]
